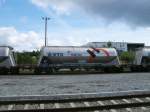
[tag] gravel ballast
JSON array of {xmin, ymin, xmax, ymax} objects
[{"xmin": 0, "ymin": 73, "xmax": 150, "ymax": 96}]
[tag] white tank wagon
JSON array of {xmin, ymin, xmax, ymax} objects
[
  {"xmin": 131, "ymin": 47, "xmax": 150, "ymax": 72},
  {"xmin": 36, "ymin": 46, "xmax": 121, "ymax": 73},
  {"xmin": 0, "ymin": 46, "xmax": 18, "ymax": 74}
]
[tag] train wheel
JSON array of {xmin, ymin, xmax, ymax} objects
[
  {"xmin": 103, "ymin": 67, "xmax": 113, "ymax": 73},
  {"xmin": 47, "ymin": 68, "xmax": 53, "ymax": 74},
  {"xmin": 54, "ymin": 68, "xmax": 59, "ymax": 72},
  {"xmin": 10, "ymin": 67, "xmax": 19, "ymax": 75},
  {"xmin": 34, "ymin": 67, "xmax": 41, "ymax": 75},
  {"xmin": 85, "ymin": 68, "xmax": 90, "ymax": 72},
  {"xmin": 114, "ymin": 66, "xmax": 123, "ymax": 73},
  {"xmin": 94, "ymin": 67, "xmax": 100, "ymax": 71},
  {"xmin": 0, "ymin": 67, "xmax": 8, "ymax": 75},
  {"xmin": 147, "ymin": 66, "xmax": 150, "ymax": 72},
  {"xmin": 70, "ymin": 68, "xmax": 75, "ymax": 71},
  {"xmin": 141, "ymin": 67, "xmax": 149, "ymax": 72},
  {"xmin": 103, "ymin": 67, "xmax": 120, "ymax": 73},
  {"xmin": 130, "ymin": 66, "xmax": 142, "ymax": 72},
  {"xmin": 130, "ymin": 66, "xmax": 136, "ymax": 72}
]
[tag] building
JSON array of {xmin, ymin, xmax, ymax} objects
[{"xmin": 83, "ymin": 42, "xmax": 144, "ymax": 53}]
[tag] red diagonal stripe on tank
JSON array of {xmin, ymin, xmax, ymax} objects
[
  {"xmin": 91, "ymin": 47, "xmax": 100, "ymax": 53},
  {"xmin": 96, "ymin": 48, "xmax": 110, "ymax": 56}
]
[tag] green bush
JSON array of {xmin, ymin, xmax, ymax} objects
[
  {"xmin": 16, "ymin": 50, "xmax": 40, "ymax": 64},
  {"xmin": 120, "ymin": 51, "xmax": 135, "ymax": 63}
]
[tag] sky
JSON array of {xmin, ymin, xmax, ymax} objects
[{"xmin": 1, "ymin": 0, "xmax": 150, "ymax": 51}]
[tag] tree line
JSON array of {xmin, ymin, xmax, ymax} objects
[{"xmin": 16, "ymin": 50, "xmax": 40, "ymax": 65}]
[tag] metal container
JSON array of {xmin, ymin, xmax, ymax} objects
[
  {"xmin": 134, "ymin": 47, "xmax": 150, "ymax": 65},
  {"xmin": 0, "ymin": 46, "xmax": 16, "ymax": 68},
  {"xmin": 39, "ymin": 46, "xmax": 120, "ymax": 66}
]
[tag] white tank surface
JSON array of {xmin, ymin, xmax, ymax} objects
[
  {"xmin": 134, "ymin": 47, "xmax": 150, "ymax": 65},
  {"xmin": 38, "ymin": 46, "xmax": 120, "ymax": 66},
  {"xmin": 142, "ymin": 48, "xmax": 150, "ymax": 56},
  {"xmin": 0, "ymin": 47, "xmax": 10, "ymax": 57},
  {"xmin": 0, "ymin": 46, "xmax": 16, "ymax": 68}
]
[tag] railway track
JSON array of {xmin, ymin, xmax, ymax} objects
[{"xmin": 1, "ymin": 91, "xmax": 150, "ymax": 112}]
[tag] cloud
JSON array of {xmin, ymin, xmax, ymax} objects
[
  {"xmin": 77, "ymin": 0, "xmax": 150, "ymax": 27},
  {"xmin": 1, "ymin": 25, "xmax": 150, "ymax": 51},
  {"xmin": 0, "ymin": 27, "xmax": 44, "ymax": 51},
  {"xmin": 0, "ymin": 26, "xmax": 90, "ymax": 51},
  {"xmin": 20, "ymin": 16, "xmax": 28, "ymax": 24},
  {"xmin": 48, "ymin": 24, "xmax": 150, "ymax": 46},
  {"xmin": 30, "ymin": 0, "xmax": 150, "ymax": 27},
  {"xmin": 31, "ymin": 0, "xmax": 76, "ymax": 15},
  {"xmin": 31, "ymin": 0, "xmax": 49, "ymax": 8}
]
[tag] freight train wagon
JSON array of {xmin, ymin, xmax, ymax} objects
[
  {"xmin": 36, "ymin": 46, "xmax": 121, "ymax": 73},
  {"xmin": 0, "ymin": 46, "xmax": 18, "ymax": 74},
  {"xmin": 131, "ymin": 47, "xmax": 150, "ymax": 72}
]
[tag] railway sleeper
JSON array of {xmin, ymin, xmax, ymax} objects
[{"xmin": 0, "ymin": 101, "xmax": 150, "ymax": 112}]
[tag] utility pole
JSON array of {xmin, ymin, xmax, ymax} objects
[{"xmin": 42, "ymin": 17, "xmax": 50, "ymax": 46}]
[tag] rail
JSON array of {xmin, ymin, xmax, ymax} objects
[{"xmin": 0, "ymin": 90, "xmax": 150, "ymax": 112}]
